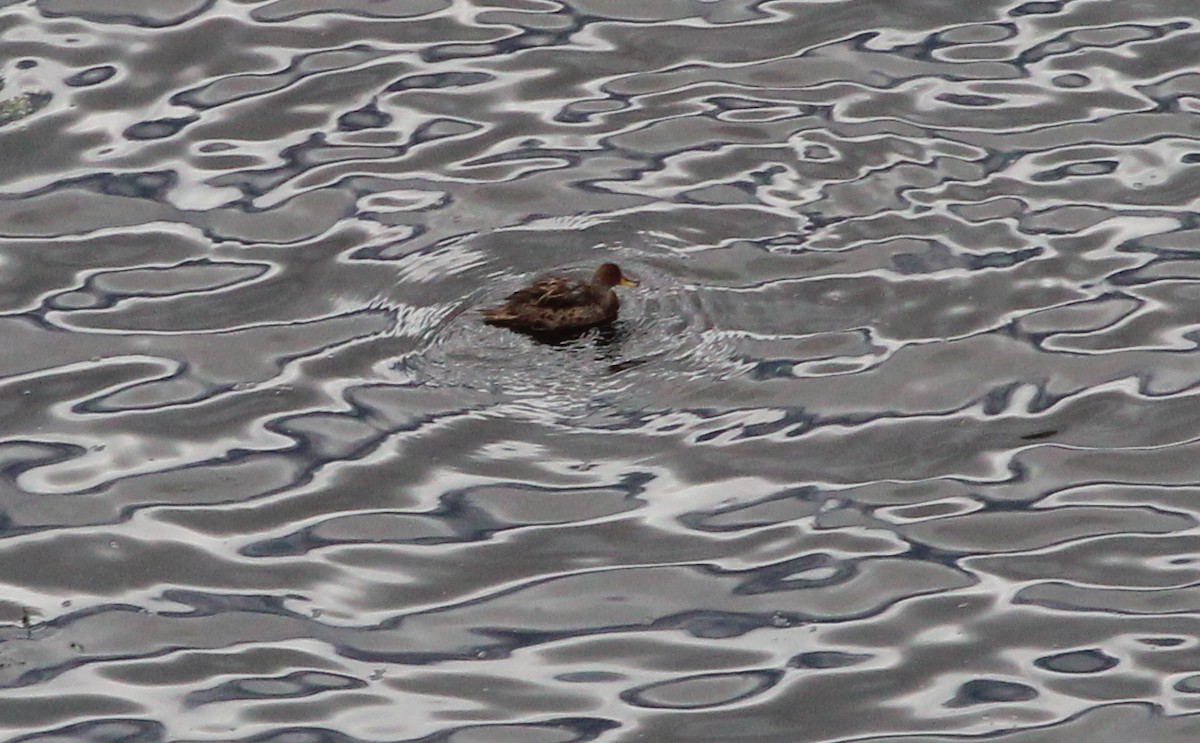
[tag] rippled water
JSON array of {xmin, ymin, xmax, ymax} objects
[{"xmin": 3, "ymin": 0, "xmax": 1200, "ymax": 740}]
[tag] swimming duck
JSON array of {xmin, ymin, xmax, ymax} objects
[{"xmin": 482, "ymin": 263, "xmax": 639, "ymax": 334}]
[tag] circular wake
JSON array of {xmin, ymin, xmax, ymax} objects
[{"xmin": 397, "ymin": 258, "xmax": 747, "ymax": 421}]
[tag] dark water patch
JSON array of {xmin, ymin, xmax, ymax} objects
[
  {"xmin": 1035, "ymin": 648, "xmax": 1119, "ymax": 674},
  {"xmin": 622, "ymin": 669, "xmax": 782, "ymax": 709},
  {"xmin": 788, "ymin": 651, "xmax": 873, "ymax": 670},
  {"xmin": 733, "ymin": 554, "xmax": 857, "ymax": 595},
  {"xmin": 937, "ymin": 93, "xmax": 1006, "ymax": 107},
  {"xmin": 1175, "ymin": 675, "xmax": 1200, "ymax": 693},
  {"xmin": 1138, "ymin": 636, "xmax": 1186, "ymax": 648},
  {"xmin": 37, "ymin": 0, "xmax": 215, "ymax": 27},
  {"xmin": 252, "ymin": 0, "xmax": 453, "ymax": 23},
  {"xmin": 386, "ymin": 71, "xmax": 494, "ymax": 93},
  {"xmin": 64, "ymin": 65, "xmax": 116, "ymax": 88},
  {"xmin": 11, "ymin": 718, "xmax": 165, "ymax": 743},
  {"xmin": 124, "ymin": 116, "xmax": 197, "ymax": 141},
  {"xmin": 184, "ymin": 670, "xmax": 365, "ymax": 707},
  {"xmin": 1010, "ymin": 2, "xmax": 1066, "ymax": 17},
  {"xmin": 948, "ymin": 678, "xmax": 1039, "ymax": 706},
  {"xmin": 336, "ymin": 100, "xmax": 391, "ymax": 132}
]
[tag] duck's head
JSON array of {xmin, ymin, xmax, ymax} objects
[{"xmin": 593, "ymin": 262, "xmax": 639, "ymax": 289}]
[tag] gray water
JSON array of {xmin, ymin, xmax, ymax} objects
[{"xmin": 2, "ymin": 0, "xmax": 1200, "ymax": 740}]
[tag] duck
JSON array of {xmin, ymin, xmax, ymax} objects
[{"xmin": 482, "ymin": 263, "xmax": 639, "ymax": 334}]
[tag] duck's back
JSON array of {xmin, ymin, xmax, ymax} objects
[
  {"xmin": 508, "ymin": 276, "xmax": 593, "ymax": 307},
  {"xmin": 483, "ymin": 274, "xmax": 617, "ymax": 331}
]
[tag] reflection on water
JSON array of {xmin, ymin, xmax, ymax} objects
[{"xmin": 2, "ymin": 0, "xmax": 1200, "ymax": 740}]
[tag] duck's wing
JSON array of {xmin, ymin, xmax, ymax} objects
[{"xmin": 503, "ymin": 276, "xmax": 591, "ymax": 308}]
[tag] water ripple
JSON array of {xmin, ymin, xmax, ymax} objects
[
  {"xmin": 3, "ymin": 0, "xmax": 1200, "ymax": 740},
  {"xmin": 401, "ymin": 255, "xmax": 748, "ymax": 420}
]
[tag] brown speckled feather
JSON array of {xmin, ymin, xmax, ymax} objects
[
  {"xmin": 483, "ymin": 264, "xmax": 636, "ymax": 333},
  {"xmin": 504, "ymin": 277, "xmax": 595, "ymax": 309}
]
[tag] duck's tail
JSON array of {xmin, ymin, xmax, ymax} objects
[{"xmin": 480, "ymin": 306, "xmax": 518, "ymax": 326}]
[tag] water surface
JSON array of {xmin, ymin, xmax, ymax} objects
[{"xmin": 2, "ymin": 0, "xmax": 1200, "ymax": 740}]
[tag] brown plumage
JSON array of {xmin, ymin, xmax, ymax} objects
[{"xmin": 482, "ymin": 263, "xmax": 639, "ymax": 333}]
